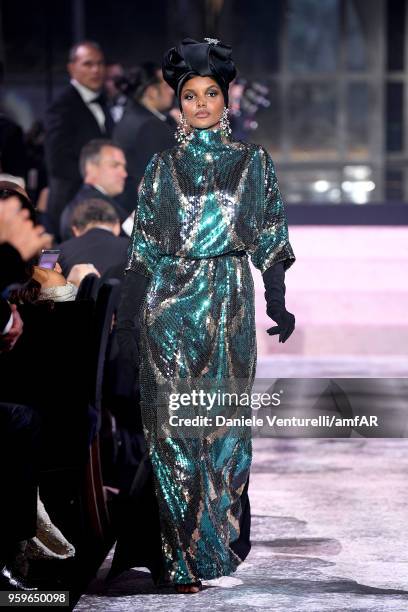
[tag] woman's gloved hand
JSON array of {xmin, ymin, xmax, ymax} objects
[
  {"xmin": 115, "ymin": 269, "xmax": 149, "ymax": 367},
  {"xmin": 262, "ymin": 262, "xmax": 295, "ymax": 343},
  {"xmin": 266, "ymin": 310, "xmax": 295, "ymax": 343}
]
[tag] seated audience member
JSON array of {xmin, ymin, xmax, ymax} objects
[
  {"xmin": 0, "ymin": 179, "xmax": 37, "ymax": 224},
  {"xmin": 9, "ymin": 263, "xmax": 99, "ymax": 304},
  {"xmin": 0, "ymin": 178, "xmax": 54, "ymax": 250},
  {"xmin": 0, "ymin": 176, "xmax": 53, "ymax": 236},
  {"xmin": 0, "ymin": 403, "xmax": 40, "ymax": 590},
  {"xmin": 0, "ymin": 194, "xmax": 50, "ymax": 291},
  {"xmin": 58, "ymin": 199, "xmax": 129, "ymax": 278},
  {"xmin": 0, "ymin": 195, "xmax": 50, "ymax": 591},
  {"xmin": 59, "ymin": 139, "xmax": 128, "ymax": 240},
  {"xmin": 0, "ymin": 417, "xmax": 74, "ymax": 572},
  {"xmin": 20, "ymin": 266, "xmax": 78, "ymax": 302}
]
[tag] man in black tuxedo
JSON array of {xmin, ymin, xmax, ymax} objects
[
  {"xmin": 44, "ymin": 41, "xmax": 114, "ymax": 237},
  {"xmin": 114, "ymin": 62, "xmax": 176, "ymax": 213},
  {"xmin": 59, "ymin": 139, "xmax": 128, "ymax": 240},
  {"xmin": 58, "ymin": 198, "xmax": 129, "ymax": 278}
]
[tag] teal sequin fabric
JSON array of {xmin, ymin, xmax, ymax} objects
[{"xmin": 127, "ymin": 127, "xmax": 295, "ymax": 584}]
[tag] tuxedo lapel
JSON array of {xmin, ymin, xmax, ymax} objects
[{"xmin": 69, "ymin": 85, "xmax": 106, "ymax": 135}]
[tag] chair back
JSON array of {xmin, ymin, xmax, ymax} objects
[
  {"xmin": 76, "ymin": 273, "xmax": 100, "ymax": 302},
  {"xmin": 91, "ymin": 279, "xmax": 121, "ymax": 430},
  {"xmin": 83, "ymin": 279, "xmax": 121, "ymax": 550}
]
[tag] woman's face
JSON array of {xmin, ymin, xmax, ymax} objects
[{"xmin": 180, "ymin": 76, "xmax": 225, "ymax": 130}]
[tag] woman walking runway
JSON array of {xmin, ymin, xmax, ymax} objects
[{"xmin": 112, "ymin": 37, "xmax": 296, "ymax": 594}]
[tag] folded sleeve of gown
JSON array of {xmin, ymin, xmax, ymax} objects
[
  {"xmin": 126, "ymin": 153, "xmax": 162, "ymax": 278},
  {"xmin": 250, "ymin": 148, "xmax": 296, "ymax": 274}
]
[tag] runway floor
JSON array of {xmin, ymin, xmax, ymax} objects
[{"xmin": 74, "ymin": 436, "xmax": 408, "ymax": 611}]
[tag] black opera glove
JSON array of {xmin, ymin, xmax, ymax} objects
[
  {"xmin": 262, "ymin": 261, "xmax": 295, "ymax": 344},
  {"xmin": 115, "ymin": 269, "xmax": 149, "ymax": 367},
  {"xmin": 266, "ymin": 310, "xmax": 295, "ymax": 343}
]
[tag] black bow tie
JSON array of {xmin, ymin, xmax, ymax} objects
[
  {"xmin": 88, "ymin": 92, "xmax": 114, "ymax": 135},
  {"xmin": 90, "ymin": 93, "xmax": 106, "ymax": 106}
]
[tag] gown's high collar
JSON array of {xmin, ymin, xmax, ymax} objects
[{"xmin": 187, "ymin": 127, "xmax": 230, "ymax": 150}]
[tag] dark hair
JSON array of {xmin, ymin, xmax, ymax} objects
[
  {"xmin": 71, "ymin": 198, "xmax": 119, "ymax": 231},
  {"xmin": 79, "ymin": 139, "xmax": 123, "ymax": 178},
  {"xmin": 0, "ymin": 181, "xmax": 36, "ymax": 223},
  {"xmin": 8, "ymin": 263, "xmax": 54, "ymax": 307},
  {"xmin": 179, "ymin": 75, "xmax": 226, "ymax": 107},
  {"xmin": 9, "ymin": 277, "xmax": 43, "ymax": 305},
  {"xmin": 68, "ymin": 40, "xmax": 103, "ymax": 63},
  {"xmin": 117, "ymin": 61, "xmax": 161, "ymax": 101}
]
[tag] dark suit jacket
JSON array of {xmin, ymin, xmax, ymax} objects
[
  {"xmin": 113, "ymin": 101, "xmax": 175, "ymax": 213},
  {"xmin": 0, "ymin": 242, "xmax": 27, "ymax": 334},
  {"xmin": 0, "ymin": 300, "xmax": 96, "ymax": 469},
  {"xmin": 59, "ymin": 183, "xmax": 128, "ymax": 241},
  {"xmin": 58, "ymin": 227, "xmax": 129, "ymax": 277},
  {"xmin": 44, "ymin": 84, "xmax": 113, "ymax": 234},
  {"xmin": 0, "ymin": 243, "xmax": 26, "ymax": 292}
]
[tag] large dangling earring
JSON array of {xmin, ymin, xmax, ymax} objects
[
  {"xmin": 175, "ymin": 111, "xmax": 194, "ymax": 144},
  {"xmin": 220, "ymin": 106, "xmax": 232, "ymax": 138}
]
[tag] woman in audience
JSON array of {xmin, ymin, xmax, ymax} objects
[
  {"xmin": 9, "ymin": 263, "xmax": 99, "ymax": 304},
  {"xmin": 0, "ymin": 192, "xmax": 74, "ymax": 588}
]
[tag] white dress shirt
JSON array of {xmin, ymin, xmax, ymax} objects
[
  {"xmin": 1, "ymin": 311, "xmax": 13, "ymax": 335},
  {"xmin": 71, "ymin": 79, "xmax": 107, "ymax": 132},
  {"xmin": 93, "ymin": 184, "xmax": 108, "ymax": 195}
]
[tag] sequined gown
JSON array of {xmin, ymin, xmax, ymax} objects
[{"xmin": 126, "ymin": 127, "xmax": 295, "ymax": 584}]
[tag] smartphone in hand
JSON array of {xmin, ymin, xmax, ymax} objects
[{"xmin": 38, "ymin": 249, "xmax": 60, "ymax": 270}]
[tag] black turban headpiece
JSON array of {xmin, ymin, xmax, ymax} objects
[{"xmin": 162, "ymin": 37, "xmax": 237, "ymax": 108}]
